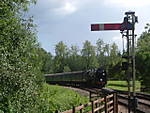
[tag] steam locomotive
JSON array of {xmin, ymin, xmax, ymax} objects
[{"xmin": 45, "ymin": 68, "xmax": 107, "ymax": 88}]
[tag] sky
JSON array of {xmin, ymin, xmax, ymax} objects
[{"xmin": 29, "ymin": 0, "xmax": 150, "ymax": 54}]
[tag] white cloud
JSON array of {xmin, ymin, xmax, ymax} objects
[
  {"xmin": 54, "ymin": 1, "xmax": 77, "ymax": 15},
  {"xmin": 47, "ymin": 0, "xmax": 93, "ymax": 16},
  {"xmin": 104, "ymin": 0, "xmax": 150, "ymax": 7},
  {"xmin": 64, "ymin": 2, "xmax": 76, "ymax": 13}
]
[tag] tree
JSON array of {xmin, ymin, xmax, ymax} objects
[
  {"xmin": 96, "ymin": 39, "xmax": 111, "ymax": 67},
  {"xmin": 96, "ymin": 38, "xmax": 104, "ymax": 56},
  {"xmin": 63, "ymin": 66, "xmax": 71, "ymax": 72},
  {"xmin": 103, "ymin": 44, "xmax": 110, "ymax": 57},
  {"xmin": 54, "ymin": 41, "xmax": 69, "ymax": 72},
  {"xmin": 96, "ymin": 39, "xmax": 122, "ymax": 79},
  {"xmin": 0, "ymin": 0, "xmax": 44, "ymax": 112},
  {"xmin": 70, "ymin": 45, "xmax": 79, "ymax": 56},
  {"xmin": 37, "ymin": 48, "xmax": 53, "ymax": 74},
  {"xmin": 136, "ymin": 24, "xmax": 150, "ymax": 91},
  {"xmin": 109, "ymin": 43, "xmax": 122, "ymax": 79},
  {"xmin": 81, "ymin": 40, "xmax": 98, "ymax": 69},
  {"xmin": 101, "ymin": 43, "xmax": 110, "ymax": 67},
  {"xmin": 110, "ymin": 43, "xmax": 120, "ymax": 65},
  {"xmin": 96, "ymin": 39, "xmax": 105, "ymax": 67},
  {"xmin": 67, "ymin": 45, "xmax": 83, "ymax": 71}
]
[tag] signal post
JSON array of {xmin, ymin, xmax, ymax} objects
[{"xmin": 91, "ymin": 11, "xmax": 138, "ymax": 113}]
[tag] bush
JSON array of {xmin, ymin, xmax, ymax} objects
[
  {"xmin": 39, "ymin": 84, "xmax": 89, "ymax": 112},
  {"xmin": 0, "ymin": 0, "xmax": 43, "ymax": 112}
]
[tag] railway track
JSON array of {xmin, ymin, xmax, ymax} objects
[
  {"xmin": 116, "ymin": 90, "xmax": 150, "ymax": 113},
  {"xmin": 114, "ymin": 89, "xmax": 150, "ymax": 100},
  {"xmin": 62, "ymin": 86, "xmax": 150, "ymax": 113},
  {"xmin": 93, "ymin": 88, "xmax": 150, "ymax": 113}
]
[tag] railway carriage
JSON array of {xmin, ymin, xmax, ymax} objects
[{"xmin": 45, "ymin": 68, "xmax": 107, "ymax": 88}]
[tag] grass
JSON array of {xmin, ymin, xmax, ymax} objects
[
  {"xmin": 106, "ymin": 80, "xmax": 141, "ymax": 91},
  {"xmin": 40, "ymin": 81, "xmax": 143, "ymax": 112},
  {"xmin": 40, "ymin": 83, "xmax": 89, "ymax": 112}
]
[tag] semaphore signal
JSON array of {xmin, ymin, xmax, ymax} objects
[
  {"xmin": 90, "ymin": 11, "xmax": 138, "ymax": 113},
  {"xmin": 91, "ymin": 17, "xmax": 133, "ymax": 31}
]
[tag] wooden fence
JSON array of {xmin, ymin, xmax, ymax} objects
[{"xmin": 56, "ymin": 93, "xmax": 118, "ymax": 113}]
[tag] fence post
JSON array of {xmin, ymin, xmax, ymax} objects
[
  {"xmin": 92, "ymin": 101, "xmax": 94, "ymax": 113},
  {"xmin": 105, "ymin": 96, "xmax": 107, "ymax": 113},
  {"xmin": 113, "ymin": 92, "xmax": 118, "ymax": 113},
  {"xmin": 116, "ymin": 93, "xmax": 118, "ymax": 113},
  {"xmin": 80, "ymin": 104, "xmax": 82, "ymax": 113},
  {"xmin": 55, "ymin": 110, "xmax": 58, "ymax": 113},
  {"xmin": 95, "ymin": 103, "xmax": 98, "ymax": 113},
  {"xmin": 113, "ymin": 93, "xmax": 116, "ymax": 113},
  {"xmin": 73, "ymin": 106, "xmax": 75, "ymax": 113},
  {"xmin": 90, "ymin": 91, "xmax": 92, "ymax": 101},
  {"xmin": 99, "ymin": 102, "xmax": 102, "ymax": 113}
]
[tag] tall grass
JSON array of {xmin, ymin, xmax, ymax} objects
[{"xmin": 40, "ymin": 84, "xmax": 89, "ymax": 112}]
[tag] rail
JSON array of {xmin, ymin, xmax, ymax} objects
[
  {"xmin": 55, "ymin": 93, "xmax": 118, "ymax": 113},
  {"xmin": 116, "ymin": 90, "xmax": 150, "ymax": 113},
  {"xmin": 114, "ymin": 89, "xmax": 150, "ymax": 100}
]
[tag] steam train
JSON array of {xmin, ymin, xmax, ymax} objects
[{"xmin": 45, "ymin": 68, "xmax": 107, "ymax": 88}]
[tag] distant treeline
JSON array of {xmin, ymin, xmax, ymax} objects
[{"xmin": 41, "ymin": 39, "xmax": 121, "ymax": 76}]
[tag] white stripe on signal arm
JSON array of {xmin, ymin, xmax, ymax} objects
[{"xmin": 99, "ymin": 24, "xmax": 104, "ymax": 30}]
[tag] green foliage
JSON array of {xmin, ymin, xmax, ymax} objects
[
  {"xmin": 53, "ymin": 41, "xmax": 69, "ymax": 73},
  {"xmin": 40, "ymin": 84, "xmax": 88, "ymax": 112},
  {"xmin": 96, "ymin": 39, "xmax": 105, "ymax": 66},
  {"xmin": 110, "ymin": 43, "xmax": 120, "ymax": 65},
  {"xmin": 63, "ymin": 66, "xmax": 71, "ymax": 72},
  {"xmin": 136, "ymin": 24, "xmax": 150, "ymax": 91},
  {"xmin": 0, "ymin": 0, "xmax": 44, "ymax": 112},
  {"xmin": 67, "ymin": 45, "xmax": 84, "ymax": 71},
  {"xmin": 81, "ymin": 40, "xmax": 98, "ymax": 69},
  {"xmin": 37, "ymin": 48, "xmax": 53, "ymax": 74},
  {"xmin": 52, "ymin": 39, "xmax": 122, "ymax": 80},
  {"xmin": 96, "ymin": 39, "xmax": 122, "ymax": 78},
  {"xmin": 108, "ymin": 45, "xmax": 122, "ymax": 79}
]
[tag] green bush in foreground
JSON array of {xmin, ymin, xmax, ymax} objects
[
  {"xmin": 0, "ymin": 0, "xmax": 44, "ymax": 112},
  {"xmin": 40, "ymin": 84, "xmax": 89, "ymax": 113}
]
